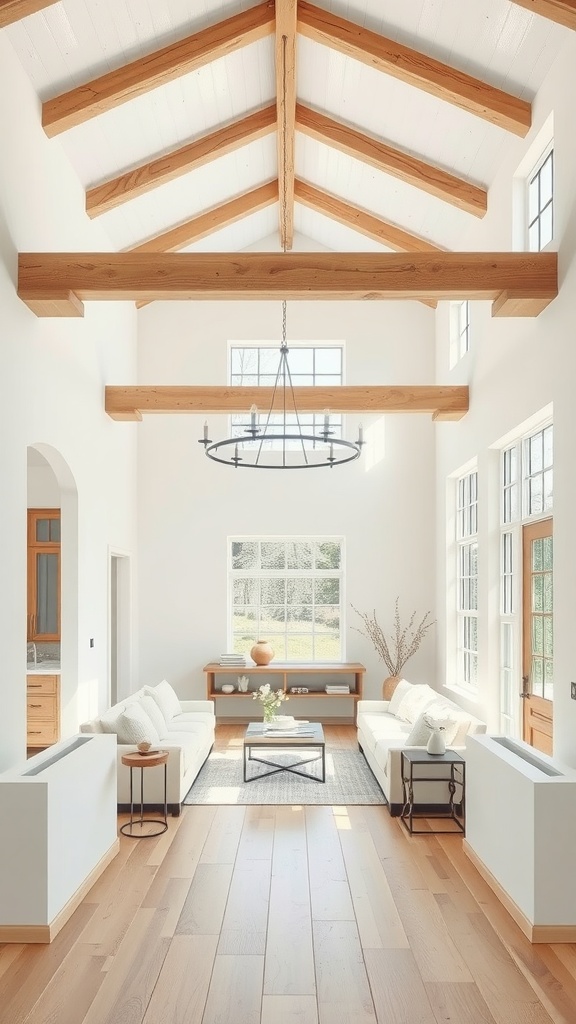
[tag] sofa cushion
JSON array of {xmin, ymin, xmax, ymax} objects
[
  {"xmin": 388, "ymin": 679, "xmax": 412, "ymax": 716},
  {"xmin": 405, "ymin": 705, "xmax": 460, "ymax": 746},
  {"xmin": 99, "ymin": 703, "xmax": 128, "ymax": 734},
  {"xmin": 165, "ymin": 721, "xmax": 209, "ymax": 735},
  {"xmin": 116, "ymin": 703, "xmax": 160, "ymax": 745},
  {"xmin": 140, "ymin": 695, "xmax": 168, "ymax": 737},
  {"xmin": 169, "ymin": 712, "xmax": 215, "ymax": 728},
  {"xmin": 395, "ymin": 684, "xmax": 439, "ymax": 724},
  {"xmin": 144, "ymin": 680, "xmax": 182, "ymax": 725}
]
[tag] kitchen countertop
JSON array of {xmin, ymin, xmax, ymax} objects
[{"xmin": 26, "ymin": 663, "xmax": 61, "ymax": 674}]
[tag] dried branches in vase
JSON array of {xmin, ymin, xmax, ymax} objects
[{"xmin": 352, "ymin": 598, "xmax": 435, "ymax": 678}]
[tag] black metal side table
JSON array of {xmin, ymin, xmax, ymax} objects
[
  {"xmin": 400, "ymin": 749, "xmax": 465, "ymax": 835},
  {"xmin": 120, "ymin": 750, "xmax": 169, "ymax": 838}
]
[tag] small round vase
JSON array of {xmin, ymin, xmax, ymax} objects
[
  {"xmin": 251, "ymin": 640, "xmax": 274, "ymax": 666},
  {"xmin": 382, "ymin": 675, "xmax": 401, "ymax": 700},
  {"xmin": 427, "ymin": 728, "xmax": 446, "ymax": 756}
]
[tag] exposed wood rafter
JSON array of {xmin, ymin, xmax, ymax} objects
[
  {"xmin": 297, "ymin": 1, "xmax": 531, "ymax": 136},
  {"xmin": 105, "ymin": 385, "xmax": 469, "ymax": 422},
  {"xmin": 510, "ymin": 0, "xmax": 576, "ymax": 29},
  {"xmin": 276, "ymin": 0, "xmax": 297, "ymax": 249},
  {"xmin": 130, "ymin": 182, "xmax": 278, "ymax": 253},
  {"xmin": 86, "ymin": 106, "xmax": 276, "ymax": 218},
  {"xmin": 296, "ymin": 104, "xmax": 487, "ymax": 217},
  {"xmin": 42, "ymin": 2, "xmax": 275, "ymax": 137},
  {"xmin": 0, "ymin": 0, "xmax": 57, "ymax": 27},
  {"xmin": 17, "ymin": 251, "xmax": 557, "ymax": 318}
]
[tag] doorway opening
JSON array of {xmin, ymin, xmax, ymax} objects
[{"xmin": 110, "ymin": 551, "xmax": 131, "ymax": 706}]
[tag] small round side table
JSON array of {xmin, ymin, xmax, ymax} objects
[{"xmin": 120, "ymin": 750, "xmax": 169, "ymax": 838}]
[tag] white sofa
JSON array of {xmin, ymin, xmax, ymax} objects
[
  {"xmin": 80, "ymin": 680, "xmax": 215, "ymax": 815},
  {"xmin": 356, "ymin": 679, "xmax": 486, "ymax": 814}
]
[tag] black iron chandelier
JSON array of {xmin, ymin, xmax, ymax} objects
[
  {"xmin": 198, "ymin": 32, "xmax": 364, "ymax": 470},
  {"xmin": 198, "ymin": 300, "xmax": 365, "ymax": 469}
]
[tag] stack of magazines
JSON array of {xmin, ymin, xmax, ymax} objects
[
  {"xmin": 325, "ymin": 683, "xmax": 350, "ymax": 694},
  {"xmin": 219, "ymin": 653, "xmax": 247, "ymax": 667}
]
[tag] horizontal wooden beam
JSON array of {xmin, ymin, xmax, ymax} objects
[
  {"xmin": 0, "ymin": 0, "xmax": 57, "ymax": 26},
  {"xmin": 42, "ymin": 3, "xmax": 275, "ymax": 137},
  {"xmin": 296, "ymin": 104, "xmax": 487, "ymax": 217},
  {"xmin": 105, "ymin": 385, "xmax": 469, "ymax": 422},
  {"xmin": 297, "ymin": 1, "xmax": 531, "ymax": 136},
  {"xmin": 510, "ymin": 0, "xmax": 576, "ymax": 29},
  {"xmin": 86, "ymin": 106, "xmax": 276, "ymax": 217},
  {"xmin": 17, "ymin": 252, "xmax": 557, "ymax": 318},
  {"xmin": 131, "ymin": 181, "xmax": 278, "ymax": 253}
]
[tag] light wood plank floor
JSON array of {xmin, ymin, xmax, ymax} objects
[{"xmin": 1, "ymin": 725, "xmax": 575, "ymax": 1024}]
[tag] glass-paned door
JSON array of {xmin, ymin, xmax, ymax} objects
[{"xmin": 522, "ymin": 519, "xmax": 553, "ymax": 753}]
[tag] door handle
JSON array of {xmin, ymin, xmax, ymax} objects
[{"xmin": 520, "ymin": 675, "xmax": 530, "ymax": 698}]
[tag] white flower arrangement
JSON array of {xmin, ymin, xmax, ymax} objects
[{"xmin": 252, "ymin": 682, "xmax": 288, "ymax": 722}]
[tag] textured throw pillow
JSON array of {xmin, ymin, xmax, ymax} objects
[
  {"xmin": 395, "ymin": 683, "xmax": 438, "ymax": 724},
  {"xmin": 388, "ymin": 679, "xmax": 413, "ymax": 716},
  {"xmin": 99, "ymin": 703, "xmax": 128, "ymax": 734},
  {"xmin": 405, "ymin": 705, "xmax": 460, "ymax": 746},
  {"xmin": 140, "ymin": 695, "xmax": 168, "ymax": 738},
  {"xmin": 143, "ymin": 680, "xmax": 182, "ymax": 725},
  {"xmin": 115, "ymin": 702, "xmax": 160, "ymax": 745}
]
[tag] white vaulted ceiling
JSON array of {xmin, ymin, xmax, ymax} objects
[{"xmin": 4, "ymin": 0, "xmax": 569, "ymax": 258}]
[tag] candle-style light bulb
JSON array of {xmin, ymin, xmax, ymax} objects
[
  {"xmin": 203, "ymin": 420, "xmax": 208, "ymax": 441},
  {"xmin": 323, "ymin": 408, "xmax": 330, "ymax": 434},
  {"xmin": 358, "ymin": 423, "xmax": 364, "ymax": 445},
  {"xmin": 234, "ymin": 443, "xmax": 239, "ymax": 462},
  {"xmin": 250, "ymin": 404, "xmax": 257, "ymax": 430}
]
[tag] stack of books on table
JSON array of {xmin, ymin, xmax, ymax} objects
[
  {"xmin": 219, "ymin": 653, "xmax": 247, "ymax": 667},
  {"xmin": 325, "ymin": 683, "xmax": 351, "ymax": 694}
]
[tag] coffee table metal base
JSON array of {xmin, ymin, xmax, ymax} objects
[{"xmin": 244, "ymin": 746, "xmax": 325, "ymax": 783}]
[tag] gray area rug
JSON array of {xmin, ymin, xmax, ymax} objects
[{"xmin": 183, "ymin": 748, "xmax": 387, "ymax": 806}]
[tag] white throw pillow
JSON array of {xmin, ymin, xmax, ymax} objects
[
  {"xmin": 143, "ymin": 680, "xmax": 182, "ymax": 725},
  {"xmin": 140, "ymin": 695, "xmax": 168, "ymax": 738},
  {"xmin": 388, "ymin": 679, "xmax": 412, "ymax": 716},
  {"xmin": 405, "ymin": 705, "xmax": 459, "ymax": 746},
  {"xmin": 395, "ymin": 684, "xmax": 438, "ymax": 724},
  {"xmin": 99, "ymin": 703, "xmax": 128, "ymax": 734},
  {"xmin": 115, "ymin": 702, "xmax": 160, "ymax": 745}
]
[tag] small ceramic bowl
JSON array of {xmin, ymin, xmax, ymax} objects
[
  {"xmin": 137, "ymin": 740, "xmax": 152, "ymax": 753},
  {"xmin": 221, "ymin": 683, "xmax": 235, "ymax": 694}
]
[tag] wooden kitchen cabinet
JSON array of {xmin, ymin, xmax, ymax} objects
[{"xmin": 26, "ymin": 674, "xmax": 60, "ymax": 747}]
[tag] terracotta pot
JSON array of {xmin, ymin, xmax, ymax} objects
[
  {"xmin": 382, "ymin": 675, "xmax": 401, "ymax": 700},
  {"xmin": 250, "ymin": 640, "xmax": 274, "ymax": 666}
]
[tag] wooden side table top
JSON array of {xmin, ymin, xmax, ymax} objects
[{"xmin": 121, "ymin": 750, "xmax": 168, "ymax": 769}]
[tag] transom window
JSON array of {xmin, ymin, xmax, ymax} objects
[
  {"xmin": 230, "ymin": 346, "xmax": 342, "ymax": 446},
  {"xmin": 528, "ymin": 148, "xmax": 553, "ymax": 252},
  {"xmin": 229, "ymin": 538, "xmax": 343, "ymax": 661},
  {"xmin": 449, "ymin": 300, "xmax": 470, "ymax": 367},
  {"xmin": 456, "ymin": 471, "xmax": 478, "ymax": 691}
]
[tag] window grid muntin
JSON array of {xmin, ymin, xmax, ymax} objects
[
  {"xmin": 230, "ymin": 345, "xmax": 343, "ymax": 447},
  {"xmin": 456, "ymin": 471, "xmax": 478, "ymax": 691},
  {"xmin": 527, "ymin": 149, "xmax": 553, "ymax": 252},
  {"xmin": 522, "ymin": 424, "xmax": 553, "ymax": 517},
  {"xmin": 229, "ymin": 538, "xmax": 344, "ymax": 662}
]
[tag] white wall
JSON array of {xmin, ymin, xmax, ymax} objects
[
  {"xmin": 136, "ymin": 298, "xmax": 438, "ymax": 709},
  {"xmin": 434, "ymin": 32, "xmax": 576, "ymax": 758},
  {"xmin": 0, "ymin": 34, "xmax": 138, "ymax": 768}
]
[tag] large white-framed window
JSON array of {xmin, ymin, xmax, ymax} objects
[
  {"xmin": 498, "ymin": 421, "xmax": 553, "ymax": 734},
  {"xmin": 456, "ymin": 470, "xmax": 478, "ymax": 692},
  {"xmin": 449, "ymin": 300, "xmax": 470, "ymax": 368},
  {"xmin": 527, "ymin": 147, "xmax": 554, "ymax": 252},
  {"xmin": 230, "ymin": 345, "xmax": 343, "ymax": 447},
  {"xmin": 229, "ymin": 537, "xmax": 344, "ymax": 661}
]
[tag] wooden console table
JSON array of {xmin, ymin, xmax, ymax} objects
[{"xmin": 204, "ymin": 662, "xmax": 365, "ymax": 723}]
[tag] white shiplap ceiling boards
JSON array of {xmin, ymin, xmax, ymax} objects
[{"xmin": 4, "ymin": 0, "xmax": 569, "ymax": 257}]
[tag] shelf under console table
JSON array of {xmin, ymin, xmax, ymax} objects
[{"xmin": 203, "ymin": 662, "xmax": 365, "ymax": 724}]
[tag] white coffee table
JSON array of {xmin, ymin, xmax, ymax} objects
[{"xmin": 243, "ymin": 722, "xmax": 326, "ymax": 783}]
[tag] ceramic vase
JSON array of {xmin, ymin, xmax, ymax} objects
[
  {"xmin": 427, "ymin": 728, "xmax": 446, "ymax": 756},
  {"xmin": 382, "ymin": 675, "xmax": 401, "ymax": 700},
  {"xmin": 250, "ymin": 640, "xmax": 274, "ymax": 666}
]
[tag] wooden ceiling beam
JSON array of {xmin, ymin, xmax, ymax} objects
[
  {"xmin": 294, "ymin": 179, "xmax": 444, "ymax": 253},
  {"xmin": 0, "ymin": 0, "xmax": 58, "ymax": 26},
  {"xmin": 42, "ymin": 2, "xmax": 275, "ymax": 137},
  {"xmin": 105, "ymin": 385, "xmax": 469, "ymax": 422},
  {"xmin": 275, "ymin": 0, "xmax": 297, "ymax": 250},
  {"xmin": 296, "ymin": 104, "xmax": 487, "ymax": 217},
  {"xmin": 17, "ymin": 251, "xmax": 557, "ymax": 319},
  {"xmin": 510, "ymin": 0, "xmax": 576, "ymax": 30},
  {"xmin": 297, "ymin": 1, "xmax": 531, "ymax": 136},
  {"xmin": 86, "ymin": 106, "xmax": 276, "ymax": 218},
  {"xmin": 130, "ymin": 181, "xmax": 278, "ymax": 254}
]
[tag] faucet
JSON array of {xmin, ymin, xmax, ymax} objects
[{"xmin": 27, "ymin": 641, "xmax": 37, "ymax": 667}]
